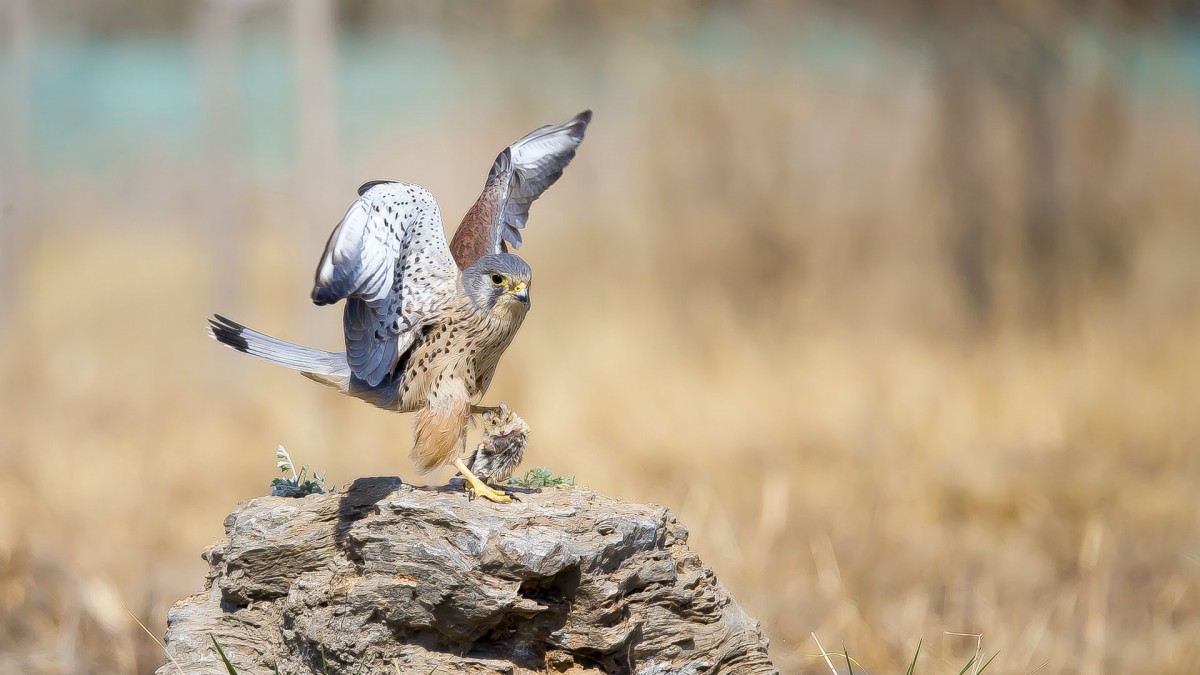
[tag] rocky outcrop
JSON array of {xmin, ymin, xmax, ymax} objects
[{"xmin": 158, "ymin": 477, "xmax": 777, "ymax": 674}]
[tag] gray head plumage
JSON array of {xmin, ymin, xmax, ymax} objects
[{"xmin": 462, "ymin": 253, "xmax": 533, "ymax": 313}]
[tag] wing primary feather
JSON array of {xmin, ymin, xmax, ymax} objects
[
  {"xmin": 488, "ymin": 147, "xmax": 512, "ymax": 182},
  {"xmin": 449, "ymin": 110, "xmax": 592, "ymax": 269}
]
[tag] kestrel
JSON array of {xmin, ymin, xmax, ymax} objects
[{"xmin": 208, "ymin": 110, "xmax": 591, "ymax": 503}]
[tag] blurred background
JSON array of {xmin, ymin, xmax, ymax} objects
[{"xmin": 1, "ymin": 1, "xmax": 1199, "ymax": 673}]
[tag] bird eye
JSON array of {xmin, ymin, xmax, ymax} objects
[{"xmin": 490, "ymin": 273, "xmax": 505, "ymax": 285}]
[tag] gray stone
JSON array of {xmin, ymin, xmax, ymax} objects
[{"xmin": 158, "ymin": 477, "xmax": 777, "ymax": 675}]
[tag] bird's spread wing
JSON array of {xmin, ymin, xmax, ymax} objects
[
  {"xmin": 449, "ymin": 110, "xmax": 592, "ymax": 269},
  {"xmin": 312, "ymin": 182, "xmax": 458, "ymax": 388}
]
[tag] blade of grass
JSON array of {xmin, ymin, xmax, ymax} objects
[
  {"xmin": 123, "ymin": 603, "xmax": 185, "ymax": 675},
  {"xmin": 945, "ymin": 630, "xmax": 984, "ymax": 675},
  {"xmin": 904, "ymin": 638, "xmax": 923, "ymax": 675},
  {"xmin": 842, "ymin": 642, "xmax": 854, "ymax": 675},
  {"xmin": 811, "ymin": 632, "xmax": 838, "ymax": 675},
  {"xmin": 211, "ymin": 634, "xmax": 241, "ymax": 675},
  {"xmin": 977, "ymin": 650, "xmax": 1001, "ymax": 674}
]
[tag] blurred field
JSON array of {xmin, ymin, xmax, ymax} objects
[{"xmin": 2, "ymin": 2, "xmax": 1200, "ymax": 674}]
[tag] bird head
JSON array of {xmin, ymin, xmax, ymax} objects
[{"xmin": 462, "ymin": 253, "xmax": 532, "ymax": 316}]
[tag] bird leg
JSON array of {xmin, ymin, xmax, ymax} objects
[
  {"xmin": 452, "ymin": 457, "xmax": 513, "ymax": 504},
  {"xmin": 456, "ymin": 402, "xmax": 529, "ymax": 501}
]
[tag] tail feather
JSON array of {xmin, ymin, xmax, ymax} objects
[{"xmin": 207, "ymin": 314, "xmax": 350, "ymax": 388}]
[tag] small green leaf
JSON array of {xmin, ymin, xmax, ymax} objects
[
  {"xmin": 268, "ymin": 446, "xmax": 331, "ymax": 496},
  {"xmin": 210, "ymin": 635, "xmax": 241, "ymax": 675},
  {"xmin": 904, "ymin": 638, "xmax": 922, "ymax": 675}
]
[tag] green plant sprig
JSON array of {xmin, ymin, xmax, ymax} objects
[
  {"xmin": 508, "ymin": 466, "xmax": 575, "ymax": 488},
  {"xmin": 270, "ymin": 445, "xmax": 332, "ymax": 497}
]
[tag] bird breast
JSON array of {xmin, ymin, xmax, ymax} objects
[
  {"xmin": 463, "ymin": 304, "xmax": 526, "ymax": 396},
  {"xmin": 394, "ymin": 304, "xmax": 525, "ymax": 412}
]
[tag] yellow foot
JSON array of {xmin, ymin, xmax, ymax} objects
[{"xmin": 452, "ymin": 457, "xmax": 512, "ymax": 504}]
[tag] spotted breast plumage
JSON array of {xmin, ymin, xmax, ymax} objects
[{"xmin": 208, "ymin": 110, "xmax": 592, "ymax": 503}]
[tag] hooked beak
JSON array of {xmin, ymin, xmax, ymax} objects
[{"xmin": 510, "ymin": 282, "xmax": 529, "ymax": 305}]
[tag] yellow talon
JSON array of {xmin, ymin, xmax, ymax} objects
[{"xmin": 453, "ymin": 457, "xmax": 512, "ymax": 504}]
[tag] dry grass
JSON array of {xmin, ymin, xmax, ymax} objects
[{"xmin": 3, "ymin": 6, "xmax": 1200, "ymax": 674}]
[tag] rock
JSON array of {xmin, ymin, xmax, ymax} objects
[{"xmin": 158, "ymin": 477, "xmax": 777, "ymax": 675}]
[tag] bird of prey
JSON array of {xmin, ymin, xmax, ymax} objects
[{"xmin": 208, "ymin": 110, "xmax": 592, "ymax": 503}]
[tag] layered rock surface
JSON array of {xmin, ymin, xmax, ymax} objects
[{"xmin": 158, "ymin": 477, "xmax": 777, "ymax": 674}]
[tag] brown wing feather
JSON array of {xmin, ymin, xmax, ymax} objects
[
  {"xmin": 450, "ymin": 150, "xmax": 511, "ymax": 268},
  {"xmin": 450, "ymin": 110, "xmax": 592, "ymax": 269}
]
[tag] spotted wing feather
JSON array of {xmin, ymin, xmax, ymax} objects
[
  {"xmin": 312, "ymin": 182, "xmax": 457, "ymax": 388},
  {"xmin": 450, "ymin": 110, "xmax": 592, "ymax": 269}
]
